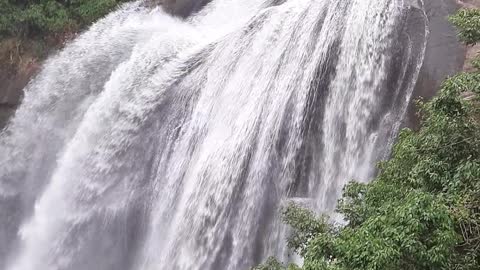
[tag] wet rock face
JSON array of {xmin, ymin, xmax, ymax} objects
[
  {"xmin": 153, "ymin": 0, "xmax": 212, "ymax": 17},
  {"xmin": 0, "ymin": 107, "xmax": 14, "ymax": 128},
  {"xmin": 404, "ymin": 0, "xmax": 466, "ymax": 128},
  {"xmin": 0, "ymin": 47, "xmax": 40, "ymax": 128}
]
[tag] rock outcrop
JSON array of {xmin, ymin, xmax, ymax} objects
[
  {"xmin": 154, "ymin": 0, "xmax": 211, "ymax": 17},
  {"xmin": 0, "ymin": 39, "xmax": 42, "ymax": 127},
  {"xmin": 404, "ymin": 0, "xmax": 466, "ymax": 128}
]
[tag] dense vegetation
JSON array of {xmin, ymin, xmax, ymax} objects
[
  {"xmin": 0, "ymin": 0, "xmax": 131, "ymax": 93},
  {"xmin": 255, "ymin": 8, "xmax": 480, "ymax": 270},
  {"xmin": 449, "ymin": 8, "xmax": 480, "ymax": 45},
  {"xmin": 0, "ymin": 0, "xmax": 130, "ymax": 38}
]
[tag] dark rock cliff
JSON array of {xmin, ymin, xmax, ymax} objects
[
  {"xmin": 156, "ymin": 0, "xmax": 212, "ymax": 17},
  {"xmin": 404, "ymin": 0, "xmax": 466, "ymax": 128}
]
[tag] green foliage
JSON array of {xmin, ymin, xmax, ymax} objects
[
  {"xmin": 70, "ymin": 0, "xmax": 124, "ymax": 25},
  {"xmin": 0, "ymin": 0, "xmax": 130, "ymax": 38},
  {"xmin": 24, "ymin": 1, "xmax": 72, "ymax": 34},
  {"xmin": 256, "ymin": 8, "xmax": 480, "ymax": 270},
  {"xmin": 282, "ymin": 204, "xmax": 332, "ymax": 256},
  {"xmin": 253, "ymin": 257, "xmax": 301, "ymax": 270},
  {"xmin": 472, "ymin": 58, "xmax": 480, "ymax": 70},
  {"xmin": 449, "ymin": 8, "xmax": 480, "ymax": 45}
]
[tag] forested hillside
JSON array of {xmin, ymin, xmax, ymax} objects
[{"xmin": 0, "ymin": 0, "xmax": 131, "ymax": 37}]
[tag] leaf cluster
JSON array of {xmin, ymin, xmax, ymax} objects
[
  {"xmin": 449, "ymin": 8, "xmax": 480, "ymax": 46},
  {"xmin": 0, "ymin": 0, "xmax": 130, "ymax": 38}
]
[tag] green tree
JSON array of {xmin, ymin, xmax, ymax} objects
[
  {"xmin": 450, "ymin": 8, "xmax": 480, "ymax": 45},
  {"xmin": 0, "ymin": 0, "xmax": 130, "ymax": 38}
]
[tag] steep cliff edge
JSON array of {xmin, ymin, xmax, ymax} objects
[
  {"xmin": 404, "ymin": 0, "xmax": 466, "ymax": 128},
  {"xmin": 0, "ymin": 0, "xmax": 472, "ymax": 129}
]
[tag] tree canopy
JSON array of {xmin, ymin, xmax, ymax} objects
[{"xmin": 0, "ymin": 0, "xmax": 130, "ymax": 38}]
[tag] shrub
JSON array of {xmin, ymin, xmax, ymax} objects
[
  {"xmin": 0, "ymin": 0, "xmax": 130, "ymax": 38},
  {"xmin": 449, "ymin": 8, "xmax": 480, "ymax": 45}
]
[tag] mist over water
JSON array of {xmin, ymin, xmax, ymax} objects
[{"xmin": 0, "ymin": 0, "xmax": 427, "ymax": 269}]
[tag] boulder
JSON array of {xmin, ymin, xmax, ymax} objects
[{"xmin": 155, "ymin": 0, "xmax": 212, "ymax": 17}]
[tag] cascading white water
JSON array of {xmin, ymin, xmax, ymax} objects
[{"xmin": 0, "ymin": 0, "xmax": 427, "ymax": 270}]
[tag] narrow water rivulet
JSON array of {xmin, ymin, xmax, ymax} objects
[{"xmin": 0, "ymin": 0, "xmax": 428, "ymax": 269}]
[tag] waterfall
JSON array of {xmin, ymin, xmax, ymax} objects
[{"xmin": 0, "ymin": 0, "xmax": 427, "ymax": 269}]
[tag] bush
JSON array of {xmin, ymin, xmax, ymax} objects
[
  {"xmin": 449, "ymin": 8, "xmax": 480, "ymax": 45},
  {"xmin": 0, "ymin": 0, "xmax": 130, "ymax": 38}
]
